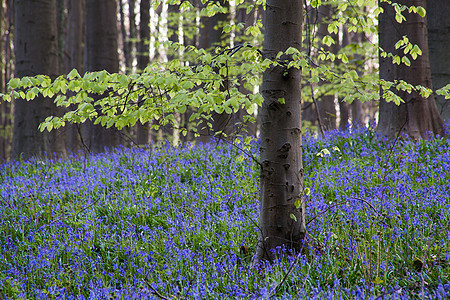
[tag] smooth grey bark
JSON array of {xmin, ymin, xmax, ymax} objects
[
  {"xmin": 236, "ymin": 0, "xmax": 258, "ymax": 137},
  {"xmin": 196, "ymin": 5, "xmax": 212, "ymax": 143},
  {"xmin": 301, "ymin": 2, "xmax": 319, "ymax": 129},
  {"xmin": 209, "ymin": 0, "xmax": 232, "ymax": 140},
  {"xmin": 136, "ymin": 0, "xmax": 150, "ymax": 145},
  {"xmin": 337, "ymin": 26, "xmax": 349, "ymax": 130},
  {"xmin": 12, "ymin": 0, "xmax": 66, "ymax": 160},
  {"xmin": 64, "ymin": 0, "xmax": 84, "ymax": 75},
  {"xmin": 377, "ymin": 0, "xmax": 443, "ymax": 139},
  {"xmin": 347, "ymin": 30, "xmax": 365, "ymax": 126},
  {"xmin": 196, "ymin": 0, "xmax": 232, "ymax": 143},
  {"xmin": 64, "ymin": 0, "xmax": 84, "ymax": 153},
  {"xmin": 128, "ymin": 0, "xmax": 137, "ymax": 71},
  {"xmin": 427, "ymin": 0, "xmax": 450, "ymax": 121},
  {"xmin": 256, "ymin": 0, "xmax": 305, "ymax": 262},
  {"xmin": 316, "ymin": 4, "xmax": 336, "ymax": 131},
  {"xmin": 83, "ymin": 0, "xmax": 121, "ymax": 153},
  {"xmin": 0, "ymin": 0, "xmax": 13, "ymax": 159},
  {"xmin": 119, "ymin": 0, "xmax": 131, "ymax": 71},
  {"xmin": 119, "ymin": 0, "xmax": 136, "ymax": 72},
  {"xmin": 0, "ymin": 0, "xmax": 6, "ymax": 159}
]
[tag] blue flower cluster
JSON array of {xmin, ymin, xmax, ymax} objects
[{"xmin": 1, "ymin": 125, "xmax": 449, "ymax": 299}]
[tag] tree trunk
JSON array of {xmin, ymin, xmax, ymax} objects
[
  {"xmin": 377, "ymin": 0, "xmax": 443, "ymax": 139},
  {"xmin": 196, "ymin": 4, "xmax": 212, "ymax": 143},
  {"xmin": 83, "ymin": 0, "xmax": 121, "ymax": 153},
  {"xmin": 119, "ymin": 0, "xmax": 131, "ymax": 72},
  {"xmin": 64, "ymin": 0, "xmax": 84, "ymax": 153},
  {"xmin": 427, "ymin": 0, "xmax": 450, "ymax": 121},
  {"xmin": 209, "ymin": 0, "xmax": 232, "ymax": 141},
  {"xmin": 167, "ymin": 4, "xmax": 181, "ymax": 145},
  {"xmin": 256, "ymin": 0, "xmax": 305, "ymax": 262},
  {"xmin": 196, "ymin": 0, "xmax": 231, "ymax": 143},
  {"xmin": 136, "ymin": 0, "xmax": 150, "ymax": 146},
  {"xmin": 12, "ymin": 0, "xmax": 66, "ymax": 160},
  {"xmin": 0, "ymin": 0, "xmax": 6, "ymax": 159},
  {"xmin": 347, "ymin": 30, "xmax": 365, "ymax": 126},
  {"xmin": 128, "ymin": 0, "xmax": 137, "ymax": 72},
  {"xmin": 236, "ymin": 0, "xmax": 258, "ymax": 137},
  {"xmin": 301, "ymin": 2, "xmax": 318, "ymax": 130},
  {"xmin": 316, "ymin": 4, "xmax": 336, "ymax": 131},
  {"xmin": 0, "ymin": 0, "xmax": 13, "ymax": 159}
]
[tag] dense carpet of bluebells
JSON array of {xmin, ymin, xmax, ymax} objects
[{"xmin": 1, "ymin": 125, "xmax": 450, "ymax": 299}]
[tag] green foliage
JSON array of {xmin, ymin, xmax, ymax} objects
[
  {"xmin": 1, "ymin": 0, "xmax": 448, "ymax": 136},
  {"xmin": 1, "ymin": 42, "xmax": 266, "ymax": 135}
]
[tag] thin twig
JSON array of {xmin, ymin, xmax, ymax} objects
[
  {"xmin": 143, "ymin": 277, "xmax": 179, "ymax": 300},
  {"xmin": 306, "ymin": 200, "xmax": 348, "ymax": 226},
  {"xmin": 269, "ymin": 241, "xmax": 307, "ymax": 297}
]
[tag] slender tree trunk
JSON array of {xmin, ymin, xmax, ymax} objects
[
  {"xmin": 209, "ymin": 0, "xmax": 232, "ymax": 141},
  {"xmin": 12, "ymin": 0, "xmax": 66, "ymax": 160},
  {"xmin": 337, "ymin": 26, "xmax": 349, "ymax": 130},
  {"xmin": 427, "ymin": 0, "xmax": 450, "ymax": 121},
  {"xmin": 196, "ymin": 4, "xmax": 212, "ymax": 143},
  {"xmin": 136, "ymin": 0, "xmax": 150, "ymax": 146},
  {"xmin": 56, "ymin": 0, "xmax": 66, "ymax": 70},
  {"xmin": 83, "ymin": 0, "xmax": 121, "ymax": 153},
  {"xmin": 316, "ymin": 4, "xmax": 336, "ymax": 131},
  {"xmin": 128, "ymin": 0, "xmax": 137, "ymax": 72},
  {"xmin": 64, "ymin": 0, "xmax": 84, "ymax": 153},
  {"xmin": 377, "ymin": 0, "xmax": 443, "ymax": 139},
  {"xmin": 349, "ymin": 31, "xmax": 365, "ymax": 126},
  {"xmin": 236, "ymin": 0, "xmax": 258, "ymax": 137},
  {"xmin": 0, "ymin": 0, "xmax": 13, "ymax": 159},
  {"xmin": 196, "ymin": 0, "xmax": 231, "ymax": 143},
  {"xmin": 301, "ymin": 2, "xmax": 318, "ymax": 129},
  {"xmin": 167, "ymin": 4, "xmax": 181, "ymax": 145},
  {"xmin": 256, "ymin": 0, "xmax": 305, "ymax": 262},
  {"xmin": 119, "ymin": 0, "xmax": 131, "ymax": 72},
  {"xmin": 0, "ymin": 0, "xmax": 5, "ymax": 159}
]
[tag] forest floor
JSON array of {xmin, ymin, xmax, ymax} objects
[{"xmin": 1, "ymin": 124, "xmax": 450, "ymax": 299}]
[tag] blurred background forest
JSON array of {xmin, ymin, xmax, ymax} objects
[{"xmin": 0, "ymin": 0, "xmax": 448, "ymax": 160}]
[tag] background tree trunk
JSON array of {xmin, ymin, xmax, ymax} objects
[
  {"xmin": 427, "ymin": 0, "xmax": 450, "ymax": 122},
  {"xmin": 256, "ymin": 0, "xmax": 305, "ymax": 262},
  {"xmin": 236, "ymin": 0, "xmax": 258, "ymax": 137},
  {"xmin": 196, "ymin": 0, "xmax": 231, "ymax": 143},
  {"xmin": 12, "ymin": 0, "xmax": 66, "ymax": 160},
  {"xmin": 64, "ymin": 0, "xmax": 84, "ymax": 153},
  {"xmin": 136, "ymin": 0, "xmax": 150, "ymax": 146},
  {"xmin": 337, "ymin": 26, "xmax": 350, "ymax": 130},
  {"xmin": 210, "ymin": 1, "xmax": 232, "ymax": 141},
  {"xmin": 0, "ymin": 0, "xmax": 12, "ymax": 159},
  {"xmin": 196, "ymin": 3, "xmax": 212, "ymax": 143},
  {"xmin": 348, "ymin": 31, "xmax": 365, "ymax": 126},
  {"xmin": 316, "ymin": 4, "xmax": 336, "ymax": 131},
  {"xmin": 377, "ymin": 0, "xmax": 443, "ymax": 139},
  {"xmin": 83, "ymin": 0, "xmax": 121, "ymax": 153}
]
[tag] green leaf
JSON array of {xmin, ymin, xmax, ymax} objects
[
  {"xmin": 373, "ymin": 277, "xmax": 383, "ymax": 285},
  {"xmin": 395, "ymin": 13, "xmax": 405, "ymax": 23},
  {"xmin": 416, "ymin": 6, "xmax": 426, "ymax": 17},
  {"xmin": 67, "ymin": 69, "xmax": 81, "ymax": 80},
  {"xmin": 1, "ymin": 93, "xmax": 11, "ymax": 102},
  {"xmin": 9, "ymin": 78, "xmax": 20, "ymax": 89},
  {"xmin": 304, "ymin": 187, "xmax": 311, "ymax": 196},
  {"xmin": 246, "ymin": 4, "xmax": 254, "ymax": 14},
  {"xmin": 290, "ymin": 213, "xmax": 297, "ymax": 222},
  {"xmin": 401, "ymin": 56, "xmax": 411, "ymax": 66},
  {"xmin": 392, "ymin": 55, "xmax": 401, "ymax": 65}
]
